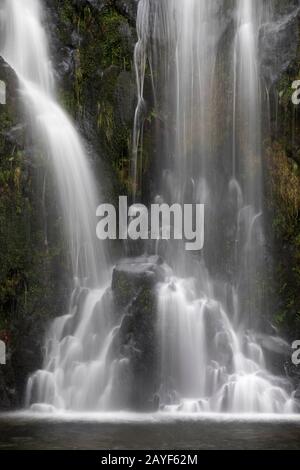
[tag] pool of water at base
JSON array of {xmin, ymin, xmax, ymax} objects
[{"xmin": 0, "ymin": 412, "xmax": 300, "ymax": 450}]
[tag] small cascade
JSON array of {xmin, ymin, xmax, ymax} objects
[
  {"xmin": 158, "ymin": 276, "xmax": 295, "ymax": 413},
  {"xmin": 26, "ymin": 287, "xmax": 130, "ymax": 411}
]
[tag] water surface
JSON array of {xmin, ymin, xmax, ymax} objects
[{"xmin": 0, "ymin": 413, "xmax": 300, "ymax": 450}]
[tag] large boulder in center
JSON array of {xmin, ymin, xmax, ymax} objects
[
  {"xmin": 112, "ymin": 255, "xmax": 165, "ymax": 307},
  {"xmin": 111, "ymin": 255, "xmax": 166, "ymax": 410}
]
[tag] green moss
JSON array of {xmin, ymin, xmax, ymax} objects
[
  {"xmin": 0, "ymin": 146, "xmax": 68, "ymax": 330},
  {"xmin": 54, "ymin": 2, "xmax": 136, "ymax": 195},
  {"xmin": 58, "ymin": 88, "xmax": 77, "ymax": 116},
  {"xmin": 98, "ymin": 10, "xmax": 132, "ymax": 70},
  {"xmin": 266, "ymin": 142, "xmax": 300, "ymax": 334}
]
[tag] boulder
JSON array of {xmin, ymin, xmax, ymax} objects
[
  {"xmin": 111, "ymin": 255, "xmax": 165, "ymax": 410},
  {"xmin": 112, "ymin": 255, "xmax": 165, "ymax": 307}
]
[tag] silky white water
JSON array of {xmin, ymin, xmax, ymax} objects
[
  {"xmin": 0, "ymin": 0, "xmax": 126, "ymax": 411},
  {"xmin": 133, "ymin": 0, "xmax": 298, "ymax": 413},
  {"xmin": 1, "ymin": 0, "xmax": 104, "ymax": 284}
]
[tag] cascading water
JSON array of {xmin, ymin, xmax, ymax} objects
[
  {"xmin": 1, "ymin": 0, "xmax": 103, "ymax": 284},
  {"xmin": 0, "ymin": 0, "xmax": 125, "ymax": 411},
  {"xmin": 133, "ymin": 0, "xmax": 298, "ymax": 413}
]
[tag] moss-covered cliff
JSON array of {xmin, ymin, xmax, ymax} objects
[
  {"xmin": 265, "ymin": 8, "xmax": 300, "ymax": 338},
  {"xmin": 46, "ymin": 0, "xmax": 137, "ymax": 200}
]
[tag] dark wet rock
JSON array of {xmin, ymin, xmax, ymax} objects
[
  {"xmin": 114, "ymin": 71, "xmax": 136, "ymax": 125},
  {"xmin": 114, "ymin": 0, "xmax": 138, "ymax": 24},
  {"xmin": 260, "ymin": 8, "xmax": 300, "ymax": 86},
  {"xmin": 112, "ymin": 255, "xmax": 165, "ymax": 307},
  {"xmin": 285, "ymin": 360, "xmax": 300, "ymax": 396},
  {"xmin": 11, "ymin": 317, "xmax": 48, "ymax": 408},
  {"xmin": 111, "ymin": 255, "xmax": 164, "ymax": 410},
  {"xmin": 0, "ymin": 57, "xmax": 19, "ymax": 116},
  {"xmin": 64, "ymin": 0, "xmax": 138, "ymax": 25},
  {"xmin": 57, "ymin": 47, "xmax": 75, "ymax": 79},
  {"xmin": 255, "ymin": 333, "xmax": 292, "ymax": 374},
  {"xmin": 0, "ymin": 369, "xmax": 16, "ymax": 410}
]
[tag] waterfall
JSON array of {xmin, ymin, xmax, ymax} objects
[
  {"xmin": 1, "ymin": 0, "xmax": 298, "ymax": 414},
  {"xmin": 133, "ymin": 0, "xmax": 297, "ymax": 412},
  {"xmin": 1, "ymin": 0, "xmax": 124, "ymax": 411}
]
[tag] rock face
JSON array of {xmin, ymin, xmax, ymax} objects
[
  {"xmin": 260, "ymin": 7, "xmax": 300, "ymax": 86},
  {"xmin": 0, "ymin": 58, "xmax": 29, "ymax": 409},
  {"xmin": 44, "ymin": 0, "xmax": 138, "ymax": 205},
  {"xmin": 111, "ymin": 256, "xmax": 165, "ymax": 410},
  {"xmin": 264, "ymin": 4, "xmax": 300, "ymax": 340},
  {"xmin": 114, "ymin": 0, "xmax": 138, "ymax": 24}
]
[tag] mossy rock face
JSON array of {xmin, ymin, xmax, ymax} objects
[
  {"xmin": 44, "ymin": 0, "xmax": 138, "ymax": 201},
  {"xmin": 114, "ymin": 0, "xmax": 138, "ymax": 24},
  {"xmin": 265, "ymin": 8, "xmax": 300, "ymax": 334},
  {"xmin": 265, "ymin": 142, "xmax": 300, "ymax": 336}
]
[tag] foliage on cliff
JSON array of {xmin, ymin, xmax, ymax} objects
[
  {"xmin": 266, "ymin": 12, "xmax": 300, "ymax": 336},
  {"xmin": 47, "ymin": 0, "xmax": 137, "ymax": 198}
]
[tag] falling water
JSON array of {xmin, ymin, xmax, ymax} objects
[
  {"xmin": 133, "ymin": 0, "xmax": 298, "ymax": 412},
  {"xmin": 1, "ymin": 0, "xmax": 105, "ymax": 284},
  {"xmin": 0, "ymin": 0, "xmax": 126, "ymax": 411}
]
